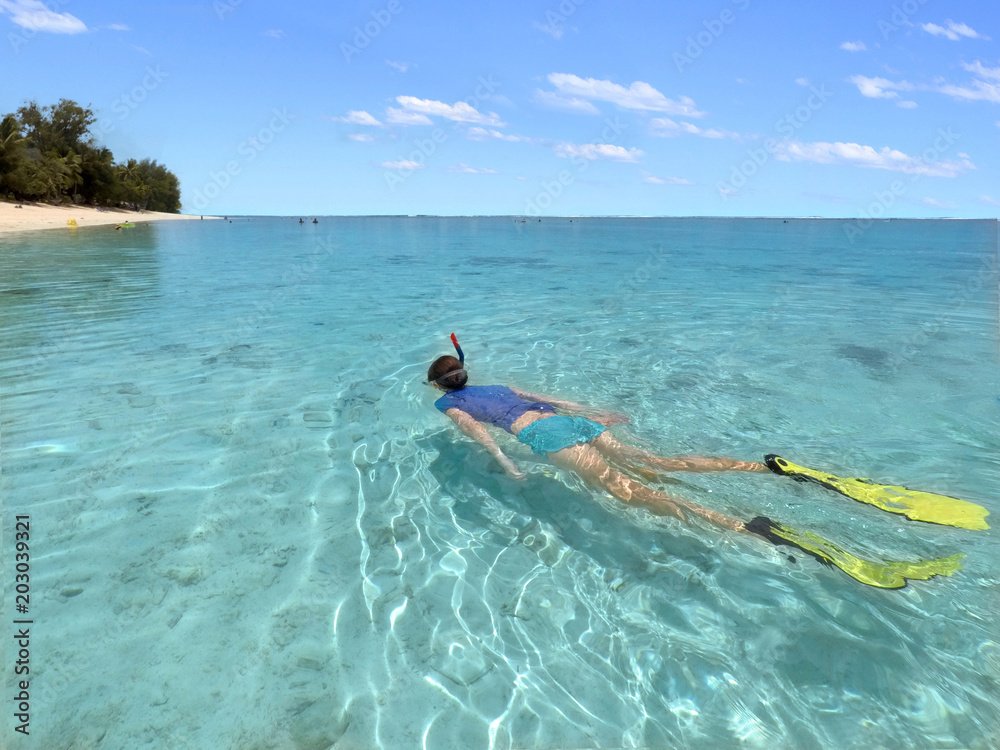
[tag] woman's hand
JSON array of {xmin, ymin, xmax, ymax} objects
[{"xmin": 496, "ymin": 453, "xmax": 526, "ymax": 480}]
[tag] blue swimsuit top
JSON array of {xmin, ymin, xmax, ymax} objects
[{"xmin": 434, "ymin": 385, "xmax": 555, "ymax": 433}]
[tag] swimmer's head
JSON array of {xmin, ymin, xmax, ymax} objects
[{"xmin": 427, "ymin": 355, "xmax": 468, "ymax": 390}]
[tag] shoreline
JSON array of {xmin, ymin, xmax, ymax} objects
[{"xmin": 0, "ymin": 201, "xmax": 218, "ymax": 235}]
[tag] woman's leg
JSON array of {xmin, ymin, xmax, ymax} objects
[
  {"xmin": 547, "ymin": 443, "xmax": 747, "ymax": 532},
  {"xmin": 592, "ymin": 432, "xmax": 767, "ymax": 474}
]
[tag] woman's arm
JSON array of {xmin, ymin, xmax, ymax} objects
[
  {"xmin": 444, "ymin": 408, "xmax": 525, "ymax": 479},
  {"xmin": 509, "ymin": 387, "xmax": 630, "ymax": 426}
]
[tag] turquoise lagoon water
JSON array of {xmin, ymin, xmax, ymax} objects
[{"xmin": 1, "ymin": 217, "xmax": 998, "ymax": 749}]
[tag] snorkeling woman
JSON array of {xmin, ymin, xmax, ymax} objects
[
  {"xmin": 427, "ymin": 334, "xmax": 986, "ymax": 589},
  {"xmin": 428, "ymin": 340, "xmax": 762, "ymax": 533}
]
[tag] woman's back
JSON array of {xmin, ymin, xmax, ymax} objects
[{"xmin": 434, "ymin": 385, "xmax": 553, "ymax": 432}]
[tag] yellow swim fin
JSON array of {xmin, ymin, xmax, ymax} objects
[
  {"xmin": 745, "ymin": 516, "xmax": 965, "ymax": 589},
  {"xmin": 765, "ymin": 455, "xmax": 989, "ymax": 531}
]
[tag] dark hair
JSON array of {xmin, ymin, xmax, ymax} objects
[{"xmin": 428, "ymin": 355, "xmax": 467, "ymax": 390}]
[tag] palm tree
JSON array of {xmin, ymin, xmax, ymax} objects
[
  {"xmin": 0, "ymin": 115, "xmax": 28, "ymax": 196},
  {"xmin": 0, "ymin": 114, "xmax": 25, "ymax": 153},
  {"xmin": 116, "ymin": 159, "xmax": 150, "ymax": 209}
]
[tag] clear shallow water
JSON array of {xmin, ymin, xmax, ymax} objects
[{"xmin": 2, "ymin": 217, "xmax": 998, "ymax": 749}]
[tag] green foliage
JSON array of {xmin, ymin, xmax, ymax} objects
[{"xmin": 0, "ymin": 99, "xmax": 181, "ymax": 212}]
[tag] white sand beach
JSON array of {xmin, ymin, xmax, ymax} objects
[{"xmin": 0, "ymin": 201, "xmax": 216, "ymax": 235}]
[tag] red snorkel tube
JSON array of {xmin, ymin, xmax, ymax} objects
[{"xmin": 450, "ymin": 332, "xmax": 465, "ymax": 365}]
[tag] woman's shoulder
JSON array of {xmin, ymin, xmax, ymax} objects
[
  {"xmin": 458, "ymin": 384, "xmax": 510, "ymax": 395},
  {"xmin": 435, "ymin": 385, "xmax": 509, "ymax": 404}
]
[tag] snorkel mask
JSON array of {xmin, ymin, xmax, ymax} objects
[{"xmin": 429, "ymin": 333, "xmax": 468, "ymax": 387}]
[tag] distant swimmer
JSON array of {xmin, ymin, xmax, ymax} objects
[
  {"xmin": 299, "ymin": 218, "xmax": 304, "ymax": 224},
  {"xmin": 312, "ymin": 218, "xmax": 318, "ymax": 224},
  {"xmin": 427, "ymin": 333, "xmax": 985, "ymax": 589}
]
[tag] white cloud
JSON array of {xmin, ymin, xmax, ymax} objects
[
  {"xmin": 348, "ymin": 133, "xmax": 376, "ymax": 142},
  {"xmin": 0, "ymin": 0, "xmax": 86, "ymax": 33},
  {"xmin": 795, "ymin": 77, "xmax": 810, "ymax": 87},
  {"xmin": 107, "ymin": 23, "xmax": 129, "ymax": 31},
  {"xmin": 546, "ymin": 73, "xmax": 706, "ymax": 117},
  {"xmin": 921, "ymin": 21, "xmax": 986, "ymax": 41},
  {"xmin": 394, "ymin": 96, "xmax": 505, "ymax": 125},
  {"xmin": 553, "ymin": 143, "xmax": 642, "ymax": 162},
  {"xmin": 332, "ymin": 110, "xmax": 383, "ymax": 127},
  {"xmin": 380, "ymin": 160, "xmax": 424, "ymax": 170},
  {"xmin": 980, "ymin": 195, "xmax": 1000, "ymax": 206},
  {"xmin": 853, "ymin": 63, "xmax": 1000, "ymax": 105},
  {"xmin": 651, "ymin": 118, "xmax": 701, "ymax": 136},
  {"xmin": 848, "ymin": 75, "xmax": 915, "ymax": 99},
  {"xmin": 964, "ymin": 61, "xmax": 1000, "ymax": 80},
  {"xmin": 650, "ymin": 117, "xmax": 742, "ymax": 140},
  {"xmin": 532, "ymin": 89, "xmax": 601, "ymax": 114},
  {"xmin": 386, "ymin": 60, "xmax": 409, "ymax": 73},
  {"xmin": 921, "ymin": 197, "xmax": 956, "ymax": 208},
  {"xmin": 465, "ymin": 127, "xmax": 536, "ymax": 143},
  {"xmin": 448, "ymin": 163, "xmax": 498, "ymax": 174},
  {"xmin": 935, "ymin": 61, "xmax": 1000, "ymax": 103},
  {"xmin": 773, "ymin": 140, "xmax": 975, "ymax": 177},
  {"xmin": 384, "ymin": 107, "xmax": 433, "ymax": 126},
  {"xmin": 533, "ymin": 20, "xmax": 564, "ymax": 40},
  {"xmin": 840, "ymin": 41, "xmax": 867, "ymax": 52},
  {"xmin": 263, "ymin": 29, "xmax": 284, "ymax": 38},
  {"xmin": 644, "ymin": 175, "xmax": 694, "ymax": 186},
  {"xmin": 849, "ymin": 75, "xmax": 920, "ymax": 107}
]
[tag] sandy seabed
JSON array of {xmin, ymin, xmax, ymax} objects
[{"xmin": 0, "ymin": 201, "xmax": 215, "ymax": 234}]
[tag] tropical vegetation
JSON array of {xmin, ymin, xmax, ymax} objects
[{"xmin": 0, "ymin": 99, "xmax": 181, "ymax": 212}]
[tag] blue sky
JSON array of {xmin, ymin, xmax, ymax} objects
[{"xmin": 2, "ymin": 0, "xmax": 998, "ymax": 217}]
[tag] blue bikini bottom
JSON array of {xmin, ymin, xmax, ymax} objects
[{"xmin": 515, "ymin": 415, "xmax": 606, "ymax": 455}]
